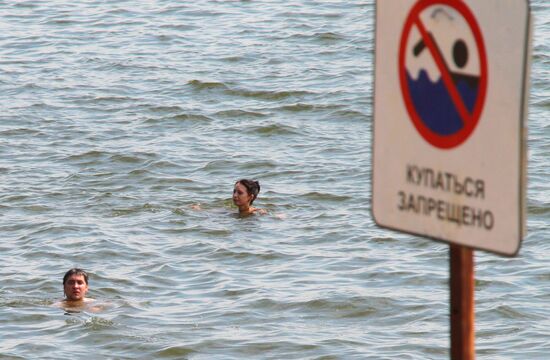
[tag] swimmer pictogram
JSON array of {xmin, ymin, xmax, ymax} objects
[{"xmin": 399, "ymin": 0, "xmax": 487, "ymax": 149}]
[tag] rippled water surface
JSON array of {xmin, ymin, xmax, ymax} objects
[{"xmin": 1, "ymin": 1, "xmax": 549, "ymax": 359}]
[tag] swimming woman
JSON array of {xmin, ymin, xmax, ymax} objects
[{"xmin": 233, "ymin": 179, "xmax": 267, "ymax": 216}]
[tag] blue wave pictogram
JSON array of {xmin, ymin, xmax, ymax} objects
[{"xmin": 406, "ymin": 69, "xmax": 479, "ymax": 136}]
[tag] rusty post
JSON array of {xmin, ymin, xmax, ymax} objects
[{"xmin": 450, "ymin": 244, "xmax": 475, "ymax": 359}]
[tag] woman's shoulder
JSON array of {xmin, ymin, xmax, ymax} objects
[{"xmin": 252, "ymin": 207, "xmax": 268, "ymax": 215}]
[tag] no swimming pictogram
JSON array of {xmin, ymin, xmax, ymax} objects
[{"xmin": 399, "ymin": 0, "xmax": 487, "ymax": 149}]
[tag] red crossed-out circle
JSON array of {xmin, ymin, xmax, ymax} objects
[{"xmin": 399, "ymin": 0, "xmax": 488, "ymax": 149}]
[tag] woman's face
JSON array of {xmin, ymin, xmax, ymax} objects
[{"xmin": 233, "ymin": 182, "xmax": 253, "ymax": 207}]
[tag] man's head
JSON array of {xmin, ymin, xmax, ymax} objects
[{"xmin": 63, "ymin": 268, "xmax": 89, "ymax": 301}]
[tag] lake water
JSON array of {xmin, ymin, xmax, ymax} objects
[{"xmin": 0, "ymin": 1, "xmax": 548, "ymax": 359}]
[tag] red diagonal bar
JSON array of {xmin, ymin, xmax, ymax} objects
[{"xmin": 414, "ymin": 16, "xmax": 472, "ymax": 126}]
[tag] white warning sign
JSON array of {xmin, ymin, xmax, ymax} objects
[{"xmin": 372, "ymin": 0, "xmax": 531, "ymax": 256}]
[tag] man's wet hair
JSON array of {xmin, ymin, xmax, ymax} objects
[{"xmin": 63, "ymin": 268, "xmax": 89, "ymax": 285}]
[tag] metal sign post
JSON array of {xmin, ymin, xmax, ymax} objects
[
  {"xmin": 450, "ymin": 245, "xmax": 474, "ymax": 359},
  {"xmin": 372, "ymin": 0, "xmax": 532, "ymax": 358}
]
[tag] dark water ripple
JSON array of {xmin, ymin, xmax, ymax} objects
[{"xmin": 0, "ymin": 0, "xmax": 549, "ymax": 359}]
